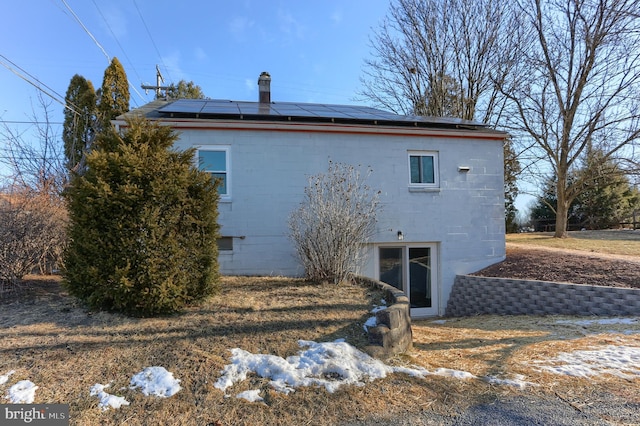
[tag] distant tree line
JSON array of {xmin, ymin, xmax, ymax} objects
[{"xmin": 529, "ymin": 150, "xmax": 640, "ymax": 231}]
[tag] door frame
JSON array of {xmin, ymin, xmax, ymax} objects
[{"xmin": 375, "ymin": 242, "xmax": 439, "ymax": 317}]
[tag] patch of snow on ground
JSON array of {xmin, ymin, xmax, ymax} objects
[
  {"xmin": 5, "ymin": 380, "xmax": 38, "ymax": 403},
  {"xmin": 236, "ymin": 389, "xmax": 264, "ymax": 402},
  {"xmin": 535, "ymin": 345, "xmax": 640, "ymax": 379},
  {"xmin": 485, "ymin": 374, "xmax": 538, "ymax": 389},
  {"xmin": 432, "ymin": 368, "xmax": 477, "ymax": 380},
  {"xmin": 130, "ymin": 367, "xmax": 181, "ymax": 397},
  {"xmin": 90, "ymin": 383, "xmax": 130, "ymax": 411},
  {"xmin": 215, "ymin": 339, "xmax": 475, "ymax": 397},
  {"xmin": 556, "ymin": 317, "xmax": 637, "ymax": 326},
  {"xmin": 430, "ymin": 320, "xmax": 447, "ymax": 325},
  {"xmin": 363, "ymin": 316, "xmax": 377, "ymax": 331},
  {"xmin": 371, "ymin": 305, "xmax": 386, "ymax": 314},
  {"xmin": 0, "ymin": 370, "xmax": 15, "ymax": 386}
]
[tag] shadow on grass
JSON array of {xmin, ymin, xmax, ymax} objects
[{"xmin": 0, "ymin": 275, "xmax": 376, "ymax": 360}]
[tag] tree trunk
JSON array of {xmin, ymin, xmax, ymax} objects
[
  {"xmin": 554, "ymin": 203, "xmax": 569, "ymax": 238},
  {"xmin": 554, "ymin": 176, "xmax": 570, "ymax": 238}
]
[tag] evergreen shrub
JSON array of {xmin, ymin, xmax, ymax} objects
[{"xmin": 64, "ymin": 118, "xmax": 220, "ymax": 316}]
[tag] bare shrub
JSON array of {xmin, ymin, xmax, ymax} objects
[
  {"xmin": 0, "ymin": 185, "xmax": 67, "ymax": 293},
  {"xmin": 0, "ymin": 95, "xmax": 68, "ymax": 294},
  {"xmin": 289, "ymin": 162, "xmax": 380, "ymax": 284}
]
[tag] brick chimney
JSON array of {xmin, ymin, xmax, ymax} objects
[{"xmin": 258, "ymin": 71, "xmax": 271, "ymax": 104}]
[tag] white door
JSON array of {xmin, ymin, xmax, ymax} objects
[{"xmin": 377, "ymin": 244, "xmax": 438, "ymax": 317}]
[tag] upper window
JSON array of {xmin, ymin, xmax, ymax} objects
[
  {"xmin": 197, "ymin": 147, "xmax": 230, "ymax": 198},
  {"xmin": 408, "ymin": 151, "xmax": 439, "ymax": 187}
]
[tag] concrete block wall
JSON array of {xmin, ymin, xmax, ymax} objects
[
  {"xmin": 447, "ymin": 275, "xmax": 640, "ymax": 317},
  {"xmin": 355, "ymin": 276, "xmax": 413, "ymax": 359}
]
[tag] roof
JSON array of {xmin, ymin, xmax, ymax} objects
[{"xmin": 120, "ymin": 98, "xmax": 502, "ymax": 132}]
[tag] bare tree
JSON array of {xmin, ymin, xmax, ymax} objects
[
  {"xmin": 502, "ymin": 0, "xmax": 640, "ymax": 238},
  {"xmin": 1, "ymin": 94, "xmax": 67, "ymax": 194},
  {"xmin": 0, "ymin": 95, "xmax": 68, "ymax": 292},
  {"xmin": 359, "ymin": 0, "xmax": 524, "ymax": 231},
  {"xmin": 288, "ymin": 162, "xmax": 381, "ymax": 284},
  {"xmin": 359, "ymin": 0, "xmax": 523, "ymax": 123}
]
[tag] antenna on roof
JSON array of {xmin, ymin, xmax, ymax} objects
[{"xmin": 141, "ymin": 65, "xmax": 169, "ymax": 99}]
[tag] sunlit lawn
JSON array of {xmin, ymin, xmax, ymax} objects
[{"xmin": 506, "ymin": 230, "xmax": 640, "ymax": 257}]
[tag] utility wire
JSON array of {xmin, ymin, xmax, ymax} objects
[
  {"xmin": 61, "ymin": 0, "xmax": 110, "ymax": 62},
  {"xmin": 91, "ymin": 0, "xmax": 146, "ymax": 106},
  {"xmin": 61, "ymin": 0, "xmax": 144, "ymax": 108},
  {"xmin": 0, "ymin": 54, "xmax": 81, "ymax": 116},
  {"xmin": 0, "ymin": 120, "xmax": 64, "ymax": 125},
  {"xmin": 133, "ymin": 0, "xmax": 174, "ymax": 84}
]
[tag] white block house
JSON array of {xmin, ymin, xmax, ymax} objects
[{"xmin": 116, "ymin": 73, "xmax": 507, "ymax": 317}]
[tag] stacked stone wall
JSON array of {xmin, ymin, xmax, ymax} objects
[{"xmin": 447, "ymin": 275, "xmax": 640, "ymax": 317}]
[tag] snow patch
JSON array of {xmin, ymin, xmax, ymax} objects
[
  {"xmin": 0, "ymin": 370, "xmax": 15, "ymax": 386},
  {"xmin": 370, "ymin": 305, "xmax": 386, "ymax": 314},
  {"xmin": 556, "ymin": 317, "xmax": 637, "ymax": 327},
  {"xmin": 215, "ymin": 339, "xmax": 474, "ymax": 397},
  {"xmin": 236, "ymin": 389, "xmax": 264, "ymax": 402},
  {"xmin": 485, "ymin": 374, "xmax": 538, "ymax": 389},
  {"xmin": 90, "ymin": 383, "xmax": 130, "ymax": 411},
  {"xmin": 535, "ymin": 345, "xmax": 640, "ymax": 379},
  {"xmin": 432, "ymin": 368, "xmax": 477, "ymax": 380},
  {"xmin": 5, "ymin": 380, "xmax": 38, "ymax": 403},
  {"xmin": 130, "ymin": 367, "xmax": 181, "ymax": 397},
  {"xmin": 363, "ymin": 316, "xmax": 378, "ymax": 331}
]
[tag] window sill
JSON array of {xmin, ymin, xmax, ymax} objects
[{"xmin": 408, "ymin": 186, "xmax": 441, "ymax": 193}]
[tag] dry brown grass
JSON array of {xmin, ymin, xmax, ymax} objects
[
  {"xmin": 1, "ymin": 275, "xmax": 639, "ymax": 425},
  {"xmin": 506, "ymin": 229, "xmax": 640, "ymax": 256}
]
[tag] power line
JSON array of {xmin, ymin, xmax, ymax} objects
[
  {"xmin": 91, "ymin": 0, "xmax": 146, "ymax": 106},
  {"xmin": 0, "ymin": 120, "xmax": 64, "ymax": 125},
  {"xmin": 133, "ymin": 0, "xmax": 174, "ymax": 84},
  {"xmin": 0, "ymin": 54, "xmax": 81, "ymax": 116},
  {"xmin": 61, "ymin": 0, "xmax": 110, "ymax": 62}
]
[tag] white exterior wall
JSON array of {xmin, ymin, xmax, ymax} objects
[{"xmin": 172, "ymin": 124, "xmax": 505, "ymax": 315}]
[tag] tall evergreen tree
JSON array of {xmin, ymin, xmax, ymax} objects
[
  {"xmin": 530, "ymin": 156, "xmax": 640, "ymax": 231},
  {"xmin": 64, "ymin": 117, "xmax": 220, "ymax": 316},
  {"xmin": 504, "ymin": 138, "xmax": 520, "ymax": 233},
  {"xmin": 573, "ymin": 150, "xmax": 640, "ymax": 229},
  {"xmin": 97, "ymin": 57, "xmax": 130, "ymax": 131},
  {"xmin": 62, "ymin": 74, "xmax": 97, "ymax": 172}
]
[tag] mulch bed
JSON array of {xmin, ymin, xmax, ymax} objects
[{"xmin": 473, "ymin": 247, "xmax": 640, "ymax": 289}]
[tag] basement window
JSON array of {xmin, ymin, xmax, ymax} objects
[{"xmin": 217, "ymin": 237, "xmax": 233, "ymax": 251}]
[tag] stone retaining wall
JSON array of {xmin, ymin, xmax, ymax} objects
[
  {"xmin": 354, "ymin": 276, "xmax": 413, "ymax": 359},
  {"xmin": 447, "ymin": 275, "xmax": 640, "ymax": 317}
]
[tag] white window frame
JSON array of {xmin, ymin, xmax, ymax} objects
[
  {"xmin": 196, "ymin": 146, "xmax": 231, "ymax": 201},
  {"xmin": 375, "ymin": 243, "xmax": 439, "ymax": 318},
  {"xmin": 408, "ymin": 151, "xmax": 439, "ymax": 189}
]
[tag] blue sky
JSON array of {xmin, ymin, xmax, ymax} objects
[
  {"xmin": 1, "ymin": 0, "xmax": 390, "ymax": 124},
  {"xmin": 1, "ymin": 0, "xmax": 533, "ymax": 213}
]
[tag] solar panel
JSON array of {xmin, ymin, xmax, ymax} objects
[{"xmin": 155, "ymin": 99, "xmax": 485, "ymax": 128}]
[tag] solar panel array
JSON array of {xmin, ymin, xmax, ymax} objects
[{"xmin": 156, "ymin": 99, "xmax": 482, "ymax": 128}]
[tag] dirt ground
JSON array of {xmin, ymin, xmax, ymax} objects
[{"xmin": 473, "ymin": 243, "xmax": 640, "ymax": 288}]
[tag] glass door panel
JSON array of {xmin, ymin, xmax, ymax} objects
[
  {"xmin": 408, "ymin": 247, "xmax": 431, "ymax": 308},
  {"xmin": 378, "ymin": 247, "xmax": 403, "ymax": 291}
]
